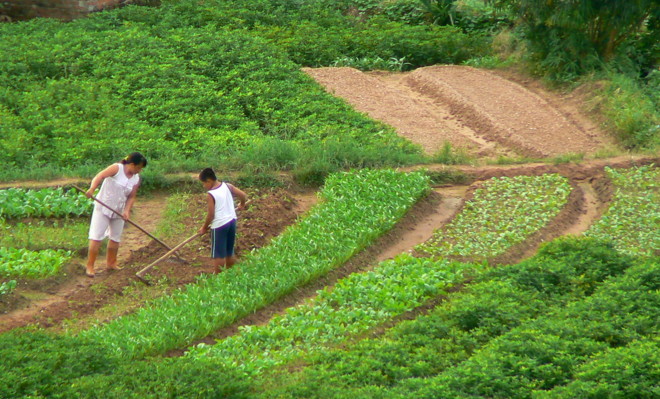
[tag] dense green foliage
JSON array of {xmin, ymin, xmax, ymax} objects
[
  {"xmin": 585, "ymin": 165, "xmax": 659, "ymax": 256},
  {"xmin": 0, "ymin": 331, "xmax": 250, "ymax": 399},
  {"xmin": 0, "ymin": 219, "xmax": 89, "ymax": 251},
  {"xmin": 0, "ymin": 279, "xmax": 16, "ymax": 298},
  {"xmin": 0, "ymin": 0, "xmax": 494, "ymax": 181},
  {"xmin": 255, "ymin": 238, "xmax": 655, "ymax": 398},
  {"xmin": 81, "ymin": 169, "xmax": 430, "ymax": 358},
  {"xmin": 1, "ymin": 0, "xmax": 658, "ymax": 397},
  {"xmin": 493, "ymin": 0, "xmax": 658, "ymax": 78},
  {"xmin": 0, "ymin": 247, "xmax": 71, "ymax": 279},
  {"xmin": 399, "ymin": 255, "xmax": 658, "ymax": 399},
  {"xmin": 489, "ymin": 0, "xmax": 659, "ymax": 148},
  {"xmin": 1, "ymin": 231, "xmax": 657, "ymax": 398}
]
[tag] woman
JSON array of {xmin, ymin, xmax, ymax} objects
[{"xmin": 84, "ymin": 152, "xmax": 147, "ymax": 277}]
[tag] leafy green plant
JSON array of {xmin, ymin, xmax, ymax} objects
[
  {"xmin": 0, "ymin": 187, "xmax": 92, "ymax": 219},
  {"xmin": 190, "ymin": 255, "xmax": 480, "ymax": 374},
  {"xmin": 418, "ymin": 173, "xmax": 571, "ymax": 259},
  {"xmin": 0, "ymin": 219, "xmax": 88, "ymax": 251},
  {"xmin": 402, "ymin": 255, "xmax": 658, "ymax": 399},
  {"xmin": 258, "ymin": 237, "xmax": 636, "ymax": 398},
  {"xmin": 0, "ymin": 247, "xmax": 72, "ymax": 279},
  {"xmin": 0, "ymin": 279, "xmax": 16, "ymax": 297},
  {"xmin": 331, "ymin": 56, "xmax": 411, "ymax": 71},
  {"xmin": 585, "ymin": 165, "xmax": 659, "ymax": 256}
]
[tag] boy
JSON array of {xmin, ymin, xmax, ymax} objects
[{"xmin": 198, "ymin": 168, "xmax": 248, "ymax": 273}]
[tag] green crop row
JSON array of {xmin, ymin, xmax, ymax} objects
[
  {"xmin": 585, "ymin": 165, "xmax": 659, "ymax": 257},
  {"xmin": 0, "ymin": 219, "xmax": 89, "ymax": 251},
  {"xmin": 534, "ymin": 338, "xmax": 660, "ymax": 399},
  {"xmin": 417, "ymin": 174, "xmax": 572, "ymax": 260},
  {"xmin": 0, "ymin": 187, "xmax": 91, "ymax": 219},
  {"xmin": 400, "ymin": 255, "xmax": 658, "ymax": 399},
  {"xmin": 0, "ymin": 247, "xmax": 72, "ymax": 279},
  {"xmin": 189, "ymin": 254, "xmax": 482, "ymax": 375},
  {"xmin": 257, "ymin": 237, "xmax": 637, "ymax": 398},
  {"xmin": 81, "ymin": 169, "xmax": 430, "ymax": 359}
]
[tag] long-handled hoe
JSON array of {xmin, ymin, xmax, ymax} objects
[
  {"xmin": 72, "ymin": 184, "xmax": 188, "ymax": 264},
  {"xmin": 135, "ymin": 232, "xmax": 202, "ymax": 285}
]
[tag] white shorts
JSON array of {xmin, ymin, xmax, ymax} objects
[{"xmin": 88, "ymin": 210, "xmax": 125, "ymax": 242}]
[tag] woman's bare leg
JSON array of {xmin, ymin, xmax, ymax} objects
[
  {"xmin": 86, "ymin": 240, "xmax": 102, "ymax": 276},
  {"xmin": 106, "ymin": 240, "xmax": 121, "ymax": 270}
]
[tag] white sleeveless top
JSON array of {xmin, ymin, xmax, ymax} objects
[
  {"xmin": 96, "ymin": 163, "xmax": 140, "ymax": 218},
  {"xmin": 208, "ymin": 182, "xmax": 237, "ymax": 229}
]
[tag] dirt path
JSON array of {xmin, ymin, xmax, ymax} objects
[{"xmin": 304, "ymin": 66, "xmax": 613, "ymax": 157}]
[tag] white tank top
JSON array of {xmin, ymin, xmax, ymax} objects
[
  {"xmin": 208, "ymin": 182, "xmax": 237, "ymax": 229},
  {"xmin": 96, "ymin": 163, "xmax": 140, "ymax": 218}
]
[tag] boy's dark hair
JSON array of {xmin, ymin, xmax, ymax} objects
[
  {"xmin": 199, "ymin": 168, "xmax": 217, "ymax": 182},
  {"xmin": 121, "ymin": 152, "xmax": 148, "ymax": 167}
]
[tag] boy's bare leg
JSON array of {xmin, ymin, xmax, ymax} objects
[
  {"xmin": 86, "ymin": 240, "xmax": 102, "ymax": 276},
  {"xmin": 213, "ymin": 257, "xmax": 227, "ymax": 274},
  {"xmin": 106, "ymin": 240, "xmax": 121, "ymax": 270}
]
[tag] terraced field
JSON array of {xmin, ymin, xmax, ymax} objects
[{"xmin": 1, "ymin": 65, "xmax": 657, "ymax": 398}]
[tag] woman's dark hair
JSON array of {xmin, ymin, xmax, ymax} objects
[
  {"xmin": 199, "ymin": 168, "xmax": 217, "ymax": 182},
  {"xmin": 121, "ymin": 152, "xmax": 147, "ymax": 167}
]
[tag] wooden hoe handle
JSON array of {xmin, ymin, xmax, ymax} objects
[{"xmin": 136, "ymin": 232, "xmax": 202, "ymax": 282}]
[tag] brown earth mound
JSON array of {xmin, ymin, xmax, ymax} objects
[{"xmin": 304, "ymin": 66, "xmax": 614, "ymax": 158}]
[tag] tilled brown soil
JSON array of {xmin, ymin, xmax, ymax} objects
[{"xmin": 304, "ymin": 66, "xmax": 613, "ymax": 157}]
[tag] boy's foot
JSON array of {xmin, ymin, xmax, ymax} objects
[
  {"xmin": 85, "ymin": 270, "xmax": 95, "ymax": 278},
  {"xmin": 107, "ymin": 266, "xmax": 123, "ymax": 271}
]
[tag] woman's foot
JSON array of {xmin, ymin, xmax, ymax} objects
[
  {"xmin": 107, "ymin": 265, "xmax": 123, "ymax": 271},
  {"xmin": 85, "ymin": 268, "xmax": 95, "ymax": 278}
]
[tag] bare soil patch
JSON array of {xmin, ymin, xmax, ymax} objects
[{"xmin": 304, "ymin": 66, "xmax": 615, "ymax": 158}]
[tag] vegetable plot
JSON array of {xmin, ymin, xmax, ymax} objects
[
  {"xmin": 82, "ymin": 169, "xmax": 430, "ymax": 359},
  {"xmin": 0, "ymin": 187, "xmax": 91, "ymax": 219},
  {"xmin": 418, "ymin": 174, "xmax": 572, "ymax": 259},
  {"xmin": 585, "ymin": 165, "xmax": 659, "ymax": 256},
  {"xmin": 399, "ymin": 255, "xmax": 658, "ymax": 399},
  {"xmin": 0, "ymin": 219, "xmax": 88, "ymax": 251},
  {"xmin": 258, "ymin": 238, "xmax": 641, "ymax": 399},
  {"xmin": 0, "ymin": 247, "xmax": 72, "ymax": 279},
  {"xmin": 190, "ymin": 255, "xmax": 482, "ymax": 375}
]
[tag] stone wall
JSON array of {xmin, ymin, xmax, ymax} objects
[{"xmin": 0, "ymin": 0, "xmax": 158, "ymax": 21}]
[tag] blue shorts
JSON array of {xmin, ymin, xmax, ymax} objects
[{"xmin": 210, "ymin": 219, "xmax": 236, "ymax": 258}]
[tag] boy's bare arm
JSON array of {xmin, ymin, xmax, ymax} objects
[{"xmin": 228, "ymin": 184, "xmax": 248, "ymax": 210}]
